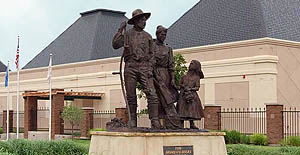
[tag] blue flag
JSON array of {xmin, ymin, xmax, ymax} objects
[{"xmin": 5, "ymin": 66, "xmax": 8, "ymax": 87}]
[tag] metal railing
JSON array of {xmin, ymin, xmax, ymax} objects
[
  {"xmin": 219, "ymin": 108, "xmax": 266, "ymax": 134},
  {"xmin": 93, "ymin": 110, "xmax": 116, "ymax": 129},
  {"xmin": 283, "ymin": 107, "xmax": 300, "ymax": 138},
  {"xmin": 92, "ymin": 110, "xmax": 204, "ymax": 129}
]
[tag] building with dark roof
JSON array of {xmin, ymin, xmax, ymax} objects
[
  {"xmin": 0, "ymin": 61, "xmax": 6, "ymax": 72},
  {"xmin": 166, "ymin": 0, "xmax": 300, "ymax": 49},
  {"xmin": 0, "ymin": 1, "xmax": 300, "ymax": 135},
  {"xmin": 23, "ymin": 9, "xmax": 127, "ymax": 69}
]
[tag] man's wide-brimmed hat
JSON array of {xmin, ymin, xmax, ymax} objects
[{"xmin": 128, "ymin": 9, "xmax": 151, "ymax": 25}]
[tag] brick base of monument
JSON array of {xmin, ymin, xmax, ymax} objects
[{"xmin": 89, "ymin": 132, "xmax": 227, "ymax": 155}]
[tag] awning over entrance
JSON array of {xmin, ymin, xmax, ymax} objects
[{"xmin": 22, "ymin": 89, "xmax": 103, "ymax": 139}]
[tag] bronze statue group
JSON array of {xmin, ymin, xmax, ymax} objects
[{"xmin": 112, "ymin": 9, "xmax": 204, "ymax": 130}]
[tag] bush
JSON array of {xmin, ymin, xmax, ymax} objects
[
  {"xmin": 280, "ymin": 136, "xmax": 300, "ymax": 146},
  {"xmin": 250, "ymin": 134, "xmax": 268, "ymax": 146},
  {"xmin": 0, "ymin": 139, "xmax": 88, "ymax": 155},
  {"xmin": 240, "ymin": 134, "xmax": 250, "ymax": 144},
  {"xmin": 221, "ymin": 130, "xmax": 251, "ymax": 144},
  {"xmin": 0, "ymin": 128, "xmax": 3, "ymax": 134},
  {"xmin": 223, "ymin": 130, "xmax": 242, "ymax": 144}
]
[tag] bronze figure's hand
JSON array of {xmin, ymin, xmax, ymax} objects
[{"xmin": 120, "ymin": 21, "xmax": 127, "ymax": 31}]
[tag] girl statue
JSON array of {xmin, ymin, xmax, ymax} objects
[{"xmin": 176, "ymin": 60, "xmax": 205, "ymax": 129}]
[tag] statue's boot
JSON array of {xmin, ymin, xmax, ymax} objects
[
  {"xmin": 190, "ymin": 120, "xmax": 198, "ymax": 129},
  {"xmin": 128, "ymin": 104, "xmax": 137, "ymax": 128},
  {"xmin": 149, "ymin": 104, "xmax": 163, "ymax": 129}
]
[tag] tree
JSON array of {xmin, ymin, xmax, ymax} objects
[
  {"xmin": 173, "ymin": 53, "xmax": 188, "ymax": 87},
  {"xmin": 61, "ymin": 104, "xmax": 84, "ymax": 139}
]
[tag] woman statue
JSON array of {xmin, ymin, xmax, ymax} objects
[
  {"xmin": 153, "ymin": 25, "xmax": 181, "ymax": 129},
  {"xmin": 176, "ymin": 60, "xmax": 205, "ymax": 129}
]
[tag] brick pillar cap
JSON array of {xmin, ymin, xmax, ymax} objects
[
  {"xmin": 82, "ymin": 107, "xmax": 94, "ymax": 110},
  {"xmin": 204, "ymin": 104, "xmax": 222, "ymax": 107},
  {"xmin": 264, "ymin": 103, "xmax": 283, "ymax": 106}
]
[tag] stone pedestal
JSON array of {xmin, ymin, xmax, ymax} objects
[{"xmin": 89, "ymin": 132, "xmax": 227, "ymax": 155}]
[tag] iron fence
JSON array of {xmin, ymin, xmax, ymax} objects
[
  {"xmin": 0, "ymin": 109, "xmax": 205, "ymax": 130},
  {"xmin": 36, "ymin": 107, "xmax": 81, "ymax": 133},
  {"xmin": 92, "ymin": 110, "xmax": 204, "ymax": 129},
  {"xmin": 93, "ymin": 110, "xmax": 116, "ymax": 129},
  {"xmin": 0, "ymin": 112, "xmax": 25, "ymax": 131},
  {"xmin": 13, "ymin": 111, "xmax": 24, "ymax": 132},
  {"xmin": 219, "ymin": 108, "xmax": 266, "ymax": 134},
  {"xmin": 283, "ymin": 107, "xmax": 300, "ymax": 138}
]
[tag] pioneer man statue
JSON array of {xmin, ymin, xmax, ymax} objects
[{"xmin": 112, "ymin": 9, "xmax": 163, "ymax": 129}]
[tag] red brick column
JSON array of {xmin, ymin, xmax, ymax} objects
[
  {"xmin": 51, "ymin": 92, "xmax": 64, "ymax": 139},
  {"xmin": 24, "ymin": 95, "xmax": 38, "ymax": 139},
  {"xmin": 116, "ymin": 108, "xmax": 128, "ymax": 124},
  {"xmin": 266, "ymin": 104, "xmax": 283, "ymax": 144},
  {"xmin": 204, "ymin": 104, "xmax": 221, "ymax": 130},
  {"xmin": 80, "ymin": 107, "xmax": 94, "ymax": 138},
  {"xmin": 3, "ymin": 110, "xmax": 13, "ymax": 133}
]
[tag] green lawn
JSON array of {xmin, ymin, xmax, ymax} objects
[{"xmin": 72, "ymin": 139, "xmax": 91, "ymax": 148}]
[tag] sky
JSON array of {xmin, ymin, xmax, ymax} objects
[{"xmin": 0, "ymin": 0, "xmax": 199, "ymax": 70}]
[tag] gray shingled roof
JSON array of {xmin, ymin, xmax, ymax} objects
[
  {"xmin": 23, "ymin": 9, "xmax": 127, "ymax": 69},
  {"xmin": 0, "ymin": 61, "xmax": 6, "ymax": 73},
  {"xmin": 166, "ymin": 0, "xmax": 300, "ymax": 49},
  {"xmin": 25, "ymin": 1, "xmax": 300, "ymax": 69}
]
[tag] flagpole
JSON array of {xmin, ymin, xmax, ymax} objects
[
  {"xmin": 16, "ymin": 36, "xmax": 20, "ymax": 139},
  {"xmin": 48, "ymin": 54, "xmax": 52, "ymax": 140},
  {"xmin": 6, "ymin": 61, "xmax": 10, "ymax": 141}
]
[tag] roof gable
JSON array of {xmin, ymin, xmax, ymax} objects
[{"xmin": 23, "ymin": 9, "xmax": 127, "ymax": 69}]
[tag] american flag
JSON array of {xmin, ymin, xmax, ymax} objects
[{"xmin": 15, "ymin": 36, "xmax": 20, "ymax": 69}]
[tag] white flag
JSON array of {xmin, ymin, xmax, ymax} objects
[{"xmin": 47, "ymin": 54, "xmax": 52, "ymax": 83}]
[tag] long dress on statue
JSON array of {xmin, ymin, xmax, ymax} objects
[
  {"xmin": 176, "ymin": 73, "xmax": 204, "ymax": 120},
  {"xmin": 153, "ymin": 41, "xmax": 179, "ymax": 120}
]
